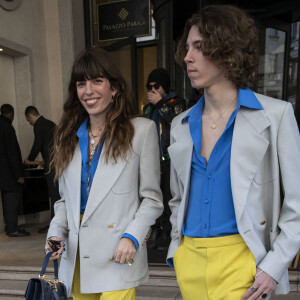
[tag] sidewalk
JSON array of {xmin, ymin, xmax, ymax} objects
[{"xmin": 0, "ymin": 223, "xmax": 299, "ymax": 299}]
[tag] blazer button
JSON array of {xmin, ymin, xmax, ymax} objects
[
  {"xmin": 108, "ymin": 224, "xmax": 115, "ymax": 228},
  {"xmin": 260, "ymin": 221, "xmax": 266, "ymax": 225}
]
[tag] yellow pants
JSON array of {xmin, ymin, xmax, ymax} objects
[
  {"xmin": 72, "ymin": 215, "xmax": 135, "ymax": 300},
  {"xmin": 173, "ymin": 234, "xmax": 256, "ymax": 300}
]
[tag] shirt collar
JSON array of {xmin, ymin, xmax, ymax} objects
[
  {"xmin": 182, "ymin": 88, "xmax": 262, "ymax": 124},
  {"xmin": 77, "ymin": 118, "xmax": 89, "ymax": 138}
]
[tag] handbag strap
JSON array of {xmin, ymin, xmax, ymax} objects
[{"xmin": 40, "ymin": 252, "xmax": 59, "ymax": 279}]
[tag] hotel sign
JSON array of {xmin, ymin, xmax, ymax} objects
[{"xmin": 97, "ymin": 0, "xmax": 150, "ymax": 42}]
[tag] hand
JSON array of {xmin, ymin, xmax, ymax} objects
[
  {"xmin": 146, "ymin": 90, "xmax": 162, "ymax": 105},
  {"xmin": 44, "ymin": 236, "xmax": 64, "ymax": 260},
  {"xmin": 17, "ymin": 177, "xmax": 24, "ymax": 184},
  {"xmin": 23, "ymin": 158, "xmax": 31, "ymax": 165},
  {"xmin": 241, "ymin": 268, "xmax": 277, "ymax": 300},
  {"xmin": 113, "ymin": 238, "xmax": 136, "ymax": 264},
  {"xmin": 37, "ymin": 161, "xmax": 45, "ymax": 169}
]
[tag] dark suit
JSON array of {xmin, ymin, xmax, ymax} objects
[
  {"xmin": 0, "ymin": 115, "xmax": 24, "ymax": 233},
  {"xmin": 28, "ymin": 116, "xmax": 60, "ymax": 217}
]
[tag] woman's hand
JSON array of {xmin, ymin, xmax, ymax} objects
[
  {"xmin": 113, "ymin": 238, "xmax": 136, "ymax": 264},
  {"xmin": 44, "ymin": 236, "xmax": 64, "ymax": 260}
]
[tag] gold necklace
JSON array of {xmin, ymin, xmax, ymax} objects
[
  {"xmin": 88, "ymin": 125, "xmax": 105, "ymax": 164},
  {"xmin": 208, "ymin": 96, "xmax": 237, "ymax": 129}
]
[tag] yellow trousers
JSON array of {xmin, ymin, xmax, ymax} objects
[{"xmin": 173, "ymin": 234, "xmax": 256, "ymax": 300}]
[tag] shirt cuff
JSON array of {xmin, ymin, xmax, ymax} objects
[
  {"xmin": 167, "ymin": 257, "xmax": 174, "ymax": 268},
  {"xmin": 122, "ymin": 233, "xmax": 139, "ymax": 250}
]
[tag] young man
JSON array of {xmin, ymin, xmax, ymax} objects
[
  {"xmin": 167, "ymin": 5, "xmax": 300, "ymax": 300},
  {"xmin": 143, "ymin": 68, "xmax": 186, "ymax": 249},
  {"xmin": 0, "ymin": 104, "xmax": 30, "ymax": 237},
  {"xmin": 24, "ymin": 106, "xmax": 60, "ymax": 233}
]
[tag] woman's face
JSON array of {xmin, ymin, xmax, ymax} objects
[{"xmin": 76, "ymin": 77, "xmax": 116, "ymax": 120}]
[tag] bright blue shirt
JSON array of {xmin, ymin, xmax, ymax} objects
[
  {"xmin": 77, "ymin": 119, "xmax": 139, "ymax": 249},
  {"xmin": 167, "ymin": 88, "xmax": 262, "ymax": 268},
  {"xmin": 182, "ymin": 88, "xmax": 262, "ymax": 238}
]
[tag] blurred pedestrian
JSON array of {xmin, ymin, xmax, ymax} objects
[
  {"xmin": 0, "ymin": 104, "xmax": 30, "ymax": 237},
  {"xmin": 24, "ymin": 106, "xmax": 60, "ymax": 233},
  {"xmin": 143, "ymin": 68, "xmax": 186, "ymax": 249}
]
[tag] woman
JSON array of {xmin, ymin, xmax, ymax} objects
[{"xmin": 44, "ymin": 48, "xmax": 163, "ymax": 299}]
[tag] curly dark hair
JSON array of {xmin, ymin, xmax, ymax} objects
[{"xmin": 175, "ymin": 5, "xmax": 258, "ymax": 88}]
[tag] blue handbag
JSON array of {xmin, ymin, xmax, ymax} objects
[{"xmin": 25, "ymin": 252, "xmax": 67, "ymax": 300}]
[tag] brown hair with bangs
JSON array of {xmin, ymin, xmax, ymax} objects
[
  {"xmin": 175, "ymin": 5, "xmax": 258, "ymax": 88},
  {"xmin": 50, "ymin": 48, "xmax": 135, "ymax": 180}
]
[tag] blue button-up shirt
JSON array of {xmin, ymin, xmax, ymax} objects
[
  {"xmin": 182, "ymin": 88, "xmax": 262, "ymax": 238},
  {"xmin": 77, "ymin": 119, "xmax": 103, "ymax": 214},
  {"xmin": 77, "ymin": 119, "xmax": 139, "ymax": 249}
]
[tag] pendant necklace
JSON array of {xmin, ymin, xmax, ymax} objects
[
  {"xmin": 208, "ymin": 96, "xmax": 237, "ymax": 129},
  {"xmin": 87, "ymin": 124, "xmax": 105, "ymax": 195}
]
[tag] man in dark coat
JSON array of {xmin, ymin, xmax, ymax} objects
[
  {"xmin": 143, "ymin": 68, "xmax": 187, "ymax": 249},
  {"xmin": 0, "ymin": 104, "xmax": 30, "ymax": 237},
  {"xmin": 24, "ymin": 106, "xmax": 60, "ymax": 233}
]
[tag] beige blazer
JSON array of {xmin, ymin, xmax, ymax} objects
[
  {"xmin": 48, "ymin": 117, "xmax": 163, "ymax": 296},
  {"xmin": 167, "ymin": 92, "xmax": 300, "ymax": 295}
]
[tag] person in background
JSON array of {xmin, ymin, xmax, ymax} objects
[
  {"xmin": 167, "ymin": 5, "xmax": 300, "ymax": 300},
  {"xmin": 143, "ymin": 68, "xmax": 186, "ymax": 250},
  {"xmin": 24, "ymin": 106, "xmax": 60, "ymax": 233},
  {"xmin": 0, "ymin": 104, "xmax": 30, "ymax": 237},
  {"xmin": 44, "ymin": 48, "xmax": 163, "ymax": 299}
]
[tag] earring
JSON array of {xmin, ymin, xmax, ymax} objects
[{"xmin": 112, "ymin": 93, "xmax": 116, "ymax": 102}]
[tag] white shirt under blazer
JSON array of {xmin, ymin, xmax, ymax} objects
[
  {"xmin": 167, "ymin": 92, "xmax": 300, "ymax": 295},
  {"xmin": 48, "ymin": 117, "xmax": 163, "ymax": 296}
]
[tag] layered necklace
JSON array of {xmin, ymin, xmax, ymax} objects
[
  {"xmin": 87, "ymin": 124, "xmax": 105, "ymax": 194},
  {"xmin": 207, "ymin": 95, "xmax": 237, "ymax": 130},
  {"xmin": 88, "ymin": 124, "xmax": 105, "ymax": 165}
]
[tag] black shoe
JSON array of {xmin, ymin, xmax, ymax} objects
[
  {"xmin": 7, "ymin": 230, "xmax": 31, "ymax": 237},
  {"xmin": 147, "ymin": 228, "xmax": 161, "ymax": 249},
  {"xmin": 38, "ymin": 225, "xmax": 49, "ymax": 234}
]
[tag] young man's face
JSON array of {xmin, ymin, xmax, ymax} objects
[{"xmin": 184, "ymin": 25, "xmax": 225, "ymax": 90}]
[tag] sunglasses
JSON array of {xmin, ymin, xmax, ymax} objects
[{"xmin": 146, "ymin": 83, "xmax": 161, "ymax": 91}]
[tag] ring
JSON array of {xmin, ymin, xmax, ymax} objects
[
  {"xmin": 127, "ymin": 258, "xmax": 134, "ymax": 266},
  {"xmin": 250, "ymin": 286, "xmax": 257, "ymax": 292},
  {"xmin": 262, "ymin": 293, "xmax": 268, "ymax": 298}
]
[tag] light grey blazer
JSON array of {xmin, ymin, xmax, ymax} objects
[
  {"xmin": 167, "ymin": 92, "xmax": 300, "ymax": 295},
  {"xmin": 48, "ymin": 117, "xmax": 163, "ymax": 296}
]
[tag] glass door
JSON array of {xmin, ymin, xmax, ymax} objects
[
  {"xmin": 103, "ymin": 37, "xmax": 139, "ymax": 113},
  {"xmin": 257, "ymin": 19, "xmax": 290, "ymax": 100}
]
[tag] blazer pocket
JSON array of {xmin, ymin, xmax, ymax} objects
[
  {"xmin": 111, "ymin": 171, "xmax": 137, "ymax": 194},
  {"xmin": 253, "ymin": 161, "xmax": 278, "ymax": 185}
]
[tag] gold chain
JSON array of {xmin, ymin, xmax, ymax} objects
[{"xmin": 207, "ymin": 96, "xmax": 237, "ymax": 129}]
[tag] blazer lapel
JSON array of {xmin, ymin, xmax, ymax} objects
[
  {"xmin": 168, "ymin": 121, "xmax": 193, "ymax": 186},
  {"xmin": 168, "ymin": 120, "xmax": 193, "ymax": 235},
  {"xmin": 231, "ymin": 108, "xmax": 270, "ymax": 221},
  {"xmin": 81, "ymin": 144, "xmax": 127, "ymax": 225},
  {"xmin": 63, "ymin": 145, "xmax": 82, "ymax": 230}
]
